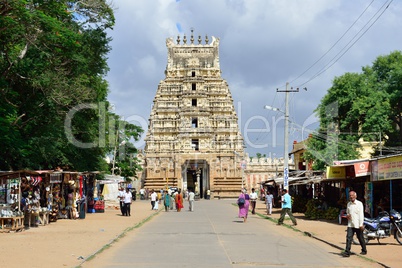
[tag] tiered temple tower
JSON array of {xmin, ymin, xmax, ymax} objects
[{"xmin": 141, "ymin": 32, "xmax": 245, "ymax": 199}]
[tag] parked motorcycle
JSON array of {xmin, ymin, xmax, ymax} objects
[{"xmin": 353, "ymin": 209, "xmax": 402, "ymax": 245}]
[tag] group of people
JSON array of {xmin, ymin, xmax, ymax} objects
[
  {"xmin": 237, "ymin": 187, "xmax": 297, "ymax": 225},
  {"xmin": 237, "ymin": 187, "xmax": 367, "ymax": 257},
  {"xmin": 118, "ymin": 187, "xmax": 198, "ymax": 215},
  {"xmin": 150, "ymin": 188, "xmax": 196, "ymax": 212},
  {"xmin": 117, "ymin": 187, "xmax": 133, "ymax": 216}
]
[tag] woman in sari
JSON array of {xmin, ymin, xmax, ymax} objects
[
  {"xmin": 175, "ymin": 189, "xmax": 184, "ymax": 212},
  {"xmin": 238, "ymin": 189, "xmax": 250, "ymax": 223},
  {"xmin": 163, "ymin": 190, "xmax": 170, "ymax": 212}
]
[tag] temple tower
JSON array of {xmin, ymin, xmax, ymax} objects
[{"xmin": 142, "ymin": 32, "xmax": 245, "ymax": 199}]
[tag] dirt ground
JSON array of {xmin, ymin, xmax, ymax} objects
[
  {"xmin": 0, "ymin": 199, "xmax": 400, "ymax": 268},
  {"xmin": 0, "ymin": 200, "xmax": 158, "ymax": 268}
]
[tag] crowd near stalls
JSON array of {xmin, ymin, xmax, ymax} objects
[
  {"xmin": 0, "ymin": 170, "xmax": 101, "ymax": 232},
  {"xmin": 259, "ymin": 153, "xmax": 402, "ymax": 219}
]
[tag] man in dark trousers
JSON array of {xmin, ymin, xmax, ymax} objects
[
  {"xmin": 249, "ymin": 188, "xmax": 258, "ymax": 214},
  {"xmin": 277, "ymin": 189, "xmax": 297, "ymax": 226},
  {"xmin": 342, "ymin": 191, "xmax": 367, "ymax": 257}
]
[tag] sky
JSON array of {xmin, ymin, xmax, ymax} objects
[{"xmin": 105, "ymin": 0, "xmax": 401, "ymax": 159}]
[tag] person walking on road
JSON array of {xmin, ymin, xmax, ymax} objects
[
  {"xmin": 117, "ymin": 187, "xmax": 125, "ymax": 216},
  {"xmin": 249, "ymin": 188, "xmax": 258, "ymax": 214},
  {"xmin": 277, "ymin": 189, "xmax": 297, "ymax": 226},
  {"xmin": 150, "ymin": 189, "xmax": 157, "ymax": 210},
  {"xmin": 123, "ymin": 188, "xmax": 132, "ymax": 216},
  {"xmin": 175, "ymin": 189, "xmax": 184, "ymax": 212},
  {"xmin": 238, "ymin": 189, "xmax": 250, "ymax": 223},
  {"xmin": 342, "ymin": 191, "xmax": 367, "ymax": 257},
  {"xmin": 265, "ymin": 190, "xmax": 274, "ymax": 215},
  {"xmin": 188, "ymin": 189, "xmax": 195, "ymax": 211},
  {"xmin": 139, "ymin": 188, "xmax": 145, "ymax": 200},
  {"xmin": 163, "ymin": 190, "xmax": 170, "ymax": 212}
]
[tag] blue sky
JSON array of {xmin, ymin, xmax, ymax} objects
[{"xmin": 105, "ymin": 0, "xmax": 401, "ymax": 158}]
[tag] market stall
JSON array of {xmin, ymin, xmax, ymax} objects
[{"xmin": 0, "ymin": 171, "xmax": 35, "ymax": 232}]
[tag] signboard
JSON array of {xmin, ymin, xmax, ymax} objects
[
  {"xmin": 377, "ymin": 155, "xmax": 402, "ymax": 181},
  {"xmin": 326, "ymin": 166, "xmax": 346, "ymax": 179},
  {"xmin": 354, "ymin": 161, "xmax": 370, "ymax": 177},
  {"xmin": 284, "ymin": 167, "xmax": 289, "ymax": 188}
]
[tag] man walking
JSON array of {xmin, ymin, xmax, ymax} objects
[
  {"xmin": 342, "ymin": 191, "xmax": 367, "ymax": 257},
  {"xmin": 277, "ymin": 189, "xmax": 297, "ymax": 226},
  {"xmin": 249, "ymin": 188, "xmax": 258, "ymax": 214},
  {"xmin": 150, "ymin": 189, "xmax": 157, "ymax": 210},
  {"xmin": 188, "ymin": 189, "xmax": 195, "ymax": 212},
  {"xmin": 265, "ymin": 190, "xmax": 274, "ymax": 215},
  {"xmin": 117, "ymin": 187, "xmax": 125, "ymax": 216},
  {"xmin": 123, "ymin": 188, "xmax": 132, "ymax": 216}
]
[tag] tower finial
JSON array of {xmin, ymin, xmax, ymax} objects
[
  {"xmin": 177, "ymin": 35, "xmax": 180, "ymax": 45},
  {"xmin": 183, "ymin": 34, "xmax": 187, "ymax": 44},
  {"xmin": 190, "ymin": 28, "xmax": 194, "ymax": 44},
  {"xmin": 205, "ymin": 34, "xmax": 209, "ymax": 44}
]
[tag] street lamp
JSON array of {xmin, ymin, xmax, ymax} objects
[
  {"xmin": 264, "ymin": 104, "xmax": 289, "ymax": 190},
  {"xmin": 112, "ymin": 137, "xmax": 126, "ymax": 176}
]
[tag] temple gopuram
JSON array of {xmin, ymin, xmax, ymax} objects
[{"xmin": 137, "ymin": 31, "xmax": 292, "ymax": 199}]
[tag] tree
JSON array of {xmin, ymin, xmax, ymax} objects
[
  {"xmin": 110, "ymin": 118, "xmax": 144, "ymax": 180},
  {"xmin": 304, "ymin": 51, "xmax": 402, "ymax": 170},
  {"xmin": 0, "ymin": 1, "xmax": 143, "ymax": 172}
]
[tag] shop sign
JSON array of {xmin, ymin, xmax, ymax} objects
[
  {"xmin": 50, "ymin": 173, "xmax": 62, "ymax": 183},
  {"xmin": 377, "ymin": 155, "xmax": 402, "ymax": 181},
  {"xmin": 354, "ymin": 161, "xmax": 370, "ymax": 177},
  {"xmin": 326, "ymin": 166, "xmax": 345, "ymax": 179}
]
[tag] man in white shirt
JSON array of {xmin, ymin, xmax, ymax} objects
[
  {"xmin": 249, "ymin": 188, "xmax": 258, "ymax": 214},
  {"xmin": 139, "ymin": 188, "xmax": 145, "ymax": 200},
  {"xmin": 117, "ymin": 187, "xmax": 125, "ymax": 216},
  {"xmin": 123, "ymin": 188, "xmax": 132, "ymax": 216},
  {"xmin": 342, "ymin": 191, "xmax": 367, "ymax": 257},
  {"xmin": 265, "ymin": 191, "xmax": 274, "ymax": 215},
  {"xmin": 188, "ymin": 189, "xmax": 195, "ymax": 212},
  {"xmin": 150, "ymin": 189, "xmax": 157, "ymax": 210}
]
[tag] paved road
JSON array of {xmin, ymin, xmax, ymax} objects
[{"xmin": 83, "ymin": 199, "xmax": 381, "ymax": 268}]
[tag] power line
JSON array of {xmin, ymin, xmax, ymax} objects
[
  {"xmin": 288, "ymin": 0, "xmax": 376, "ymax": 86},
  {"xmin": 297, "ymin": 0, "xmax": 393, "ymax": 87}
]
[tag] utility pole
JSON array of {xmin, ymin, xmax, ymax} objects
[{"xmin": 276, "ymin": 82, "xmax": 300, "ymax": 190}]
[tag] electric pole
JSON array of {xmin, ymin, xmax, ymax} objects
[{"xmin": 276, "ymin": 82, "xmax": 301, "ymax": 190}]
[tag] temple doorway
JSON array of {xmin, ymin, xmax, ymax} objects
[{"xmin": 182, "ymin": 159, "xmax": 209, "ymax": 199}]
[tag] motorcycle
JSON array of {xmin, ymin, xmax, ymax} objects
[{"xmin": 353, "ymin": 209, "xmax": 402, "ymax": 245}]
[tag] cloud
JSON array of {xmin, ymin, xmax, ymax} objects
[{"xmin": 106, "ymin": 0, "xmax": 402, "ymax": 156}]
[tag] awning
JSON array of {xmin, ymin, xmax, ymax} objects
[{"xmin": 326, "ymin": 161, "xmax": 370, "ymax": 180}]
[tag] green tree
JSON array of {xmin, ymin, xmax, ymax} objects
[
  {"xmin": 0, "ymin": 1, "xmax": 143, "ymax": 172},
  {"xmin": 305, "ymin": 51, "xmax": 402, "ymax": 170},
  {"xmin": 110, "ymin": 118, "xmax": 143, "ymax": 180}
]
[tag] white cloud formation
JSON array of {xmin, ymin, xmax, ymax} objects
[{"xmin": 106, "ymin": 0, "xmax": 402, "ymax": 156}]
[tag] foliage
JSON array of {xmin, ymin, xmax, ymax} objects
[
  {"xmin": 304, "ymin": 200, "xmax": 339, "ymax": 221},
  {"xmin": 256, "ymin": 153, "xmax": 266, "ymax": 159},
  {"xmin": 304, "ymin": 51, "xmax": 402, "ymax": 170},
  {"xmin": 291, "ymin": 195, "xmax": 308, "ymax": 213},
  {"xmin": 110, "ymin": 119, "xmax": 144, "ymax": 180},
  {"xmin": 0, "ymin": 1, "xmax": 141, "ymax": 174}
]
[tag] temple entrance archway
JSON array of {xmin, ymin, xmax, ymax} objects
[{"xmin": 182, "ymin": 159, "xmax": 209, "ymax": 199}]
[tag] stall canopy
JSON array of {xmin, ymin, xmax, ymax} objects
[
  {"xmin": 99, "ymin": 175, "xmax": 124, "ymax": 201},
  {"xmin": 263, "ymin": 170, "xmax": 324, "ymax": 186},
  {"xmin": 325, "ymin": 159, "xmax": 371, "ymax": 181}
]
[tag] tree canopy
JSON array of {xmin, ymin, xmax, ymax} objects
[
  {"xmin": 0, "ymin": 1, "xmax": 143, "ymax": 175},
  {"xmin": 304, "ymin": 51, "xmax": 402, "ymax": 170}
]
